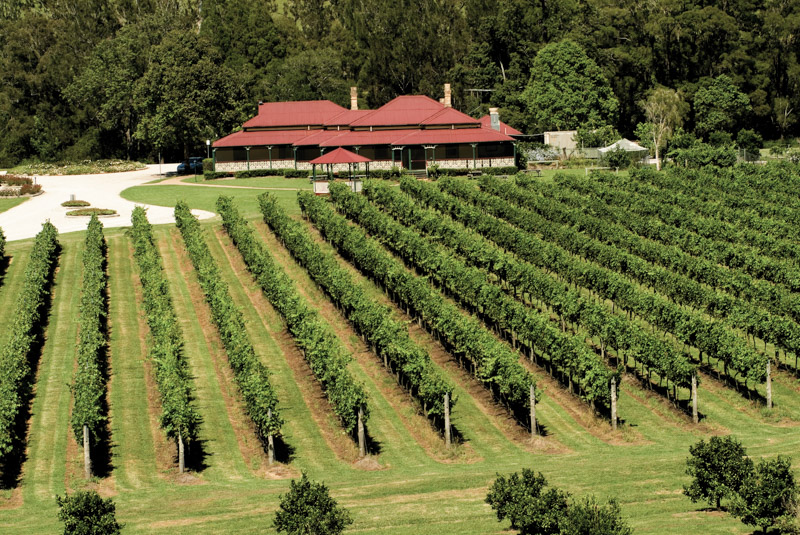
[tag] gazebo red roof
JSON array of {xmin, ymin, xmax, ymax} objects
[{"xmin": 310, "ymin": 147, "xmax": 372, "ymax": 165}]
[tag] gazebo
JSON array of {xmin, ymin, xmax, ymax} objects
[
  {"xmin": 309, "ymin": 147, "xmax": 372, "ymax": 180},
  {"xmin": 598, "ymin": 138, "xmax": 649, "ymax": 160}
]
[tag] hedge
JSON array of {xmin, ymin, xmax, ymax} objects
[
  {"xmin": 203, "ymin": 171, "xmax": 229, "ymax": 180},
  {"xmin": 0, "ymin": 222, "xmax": 59, "ymax": 458},
  {"xmin": 428, "ymin": 166, "xmax": 519, "ymax": 178}
]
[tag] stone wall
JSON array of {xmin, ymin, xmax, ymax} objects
[
  {"xmin": 431, "ymin": 157, "xmax": 515, "ymax": 169},
  {"xmin": 215, "ymin": 159, "xmax": 296, "ymax": 172},
  {"xmin": 216, "ymin": 157, "xmax": 515, "ymax": 173}
]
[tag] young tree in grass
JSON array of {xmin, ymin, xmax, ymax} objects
[
  {"xmin": 485, "ymin": 469, "xmax": 568, "ymax": 534},
  {"xmin": 274, "ymin": 473, "xmax": 353, "ymax": 535},
  {"xmin": 559, "ymin": 496, "xmax": 632, "ymax": 535},
  {"xmin": 635, "ymin": 87, "xmax": 687, "ymax": 170},
  {"xmin": 684, "ymin": 436, "xmax": 754, "ymax": 510},
  {"xmin": 56, "ymin": 490, "xmax": 122, "ymax": 535},
  {"xmin": 730, "ymin": 456, "xmax": 798, "ymax": 534}
]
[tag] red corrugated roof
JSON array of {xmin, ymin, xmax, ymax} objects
[
  {"xmin": 479, "ymin": 115, "xmax": 523, "ymax": 136},
  {"xmin": 391, "ymin": 128, "xmax": 515, "ymax": 145},
  {"xmin": 349, "ymin": 95, "xmax": 445, "ymax": 127},
  {"xmin": 293, "ymin": 129, "xmax": 348, "ymax": 146},
  {"xmin": 213, "ymin": 129, "xmax": 314, "ymax": 148},
  {"xmin": 420, "ymin": 107, "xmax": 479, "ymax": 125},
  {"xmin": 243, "ymin": 100, "xmax": 347, "ymax": 128},
  {"xmin": 318, "ymin": 130, "xmax": 413, "ymax": 147},
  {"xmin": 326, "ymin": 109, "xmax": 373, "ymax": 126},
  {"xmin": 310, "ymin": 147, "xmax": 372, "ymax": 164}
]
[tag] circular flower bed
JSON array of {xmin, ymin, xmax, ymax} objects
[
  {"xmin": 66, "ymin": 208, "xmax": 118, "ymax": 216},
  {"xmin": 61, "ymin": 200, "xmax": 91, "ymax": 207}
]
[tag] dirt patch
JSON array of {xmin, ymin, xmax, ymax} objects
[
  {"xmin": 353, "ymin": 456, "xmax": 383, "ymax": 471},
  {"xmin": 212, "ymin": 227, "xmax": 363, "ymax": 465},
  {"xmin": 145, "ymin": 505, "xmax": 275, "ymax": 530},
  {"xmin": 66, "ymin": 476, "xmax": 118, "ymax": 498},
  {"xmin": 64, "ymin": 420, "xmax": 82, "ymax": 490},
  {"xmin": 258, "ymin": 463, "xmax": 299, "ymax": 480},
  {"xmin": 671, "ymin": 509, "xmax": 727, "ymax": 518},
  {"xmin": 339, "ymin": 484, "xmax": 488, "ymax": 508},
  {"xmin": 255, "ymin": 220, "xmax": 481, "ymax": 464},
  {"xmin": 168, "ymin": 228, "xmax": 274, "ymax": 476},
  {"xmin": 0, "ymin": 488, "xmax": 22, "ymax": 510},
  {"xmin": 170, "ymin": 472, "xmax": 205, "ymax": 485}
]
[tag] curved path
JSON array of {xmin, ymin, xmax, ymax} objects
[{"xmin": 0, "ymin": 164, "xmax": 215, "ymax": 242}]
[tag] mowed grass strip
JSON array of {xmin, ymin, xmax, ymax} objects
[
  {"xmin": 304, "ymin": 204, "xmax": 617, "ymax": 450},
  {"xmin": 0, "ymin": 198, "xmax": 28, "ymax": 215},
  {"xmin": 121, "ymin": 184, "xmax": 302, "ymax": 219},
  {"xmin": 291, "ymin": 219, "xmax": 529, "ymax": 461},
  {"xmin": 106, "ymin": 232, "xmax": 159, "ymax": 490},
  {"xmin": 205, "ymin": 224, "xmax": 347, "ymax": 474},
  {"xmin": 22, "ymin": 234, "xmax": 78, "ymax": 503},
  {"xmin": 155, "ymin": 226, "xmax": 251, "ymax": 482},
  {"xmin": 254, "ymin": 220, "xmax": 440, "ymax": 468}
]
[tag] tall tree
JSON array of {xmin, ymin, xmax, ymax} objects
[
  {"xmin": 335, "ymin": 0, "xmax": 469, "ymax": 106},
  {"xmin": 636, "ymin": 86, "xmax": 687, "ymax": 170},
  {"xmin": 56, "ymin": 491, "xmax": 122, "ymax": 535},
  {"xmin": 200, "ymin": 0, "xmax": 284, "ymax": 76},
  {"xmin": 731, "ymin": 456, "xmax": 798, "ymax": 534},
  {"xmin": 274, "ymin": 473, "xmax": 353, "ymax": 535},
  {"xmin": 559, "ymin": 496, "xmax": 632, "ymax": 535},
  {"xmin": 485, "ymin": 469, "xmax": 569, "ymax": 534},
  {"xmin": 65, "ymin": 23, "xmax": 156, "ymax": 160},
  {"xmin": 693, "ymin": 75, "xmax": 752, "ymax": 138},
  {"xmin": 134, "ymin": 31, "xmax": 248, "ymax": 159},
  {"xmin": 266, "ymin": 48, "xmax": 351, "ymax": 105},
  {"xmin": 684, "ymin": 436, "xmax": 754, "ymax": 510},
  {"xmin": 521, "ymin": 40, "xmax": 619, "ymax": 132}
]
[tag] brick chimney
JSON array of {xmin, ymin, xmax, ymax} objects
[
  {"xmin": 443, "ymin": 83, "xmax": 452, "ymax": 108},
  {"xmin": 489, "ymin": 107, "xmax": 500, "ymax": 131},
  {"xmin": 350, "ymin": 87, "xmax": 358, "ymax": 111}
]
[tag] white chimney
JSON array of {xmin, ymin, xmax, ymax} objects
[
  {"xmin": 444, "ymin": 83, "xmax": 452, "ymax": 108},
  {"xmin": 489, "ymin": 107, "xmax": 500, "ymax": 131},
  {"xmin": 350, "ymin": 87, "xmax": 358, "ymax": 111}
]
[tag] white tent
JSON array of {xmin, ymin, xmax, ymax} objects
[{"xmin": 598, "ymin": 138, "xmax": 649, "ymax": 154}]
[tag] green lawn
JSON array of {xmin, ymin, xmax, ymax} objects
[
  {"xmin": 121, "ymin": 184, "xmax": 302, "ymax": 218},
  {"xmin": 0, "ymin": 197, "xmax": 29, "ymax": 214},
  {"xmin": 181, "ymin": 175, "xmax": 313, "ymax": 189},
  {"xmin": 0, "ymin": 196, "xmax": 797, "ymax": 534}
]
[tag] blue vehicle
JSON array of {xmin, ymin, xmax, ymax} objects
[{"xmin": 177, "ymin": 157, "xmax": 204, "ymax": 174}]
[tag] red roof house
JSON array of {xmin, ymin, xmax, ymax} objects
[{"xmin": 213, "ymin": 85, "xmax": 520, "ymax": 173}]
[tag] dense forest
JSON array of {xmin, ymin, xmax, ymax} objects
[{"xmin": 0, "ymin": 0, "xmax": 797, "ymax": 164}]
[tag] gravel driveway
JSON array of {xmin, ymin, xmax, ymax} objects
[{"xmin": 0, "ymin": 164, "xmax": 214, "ymax": 242}]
